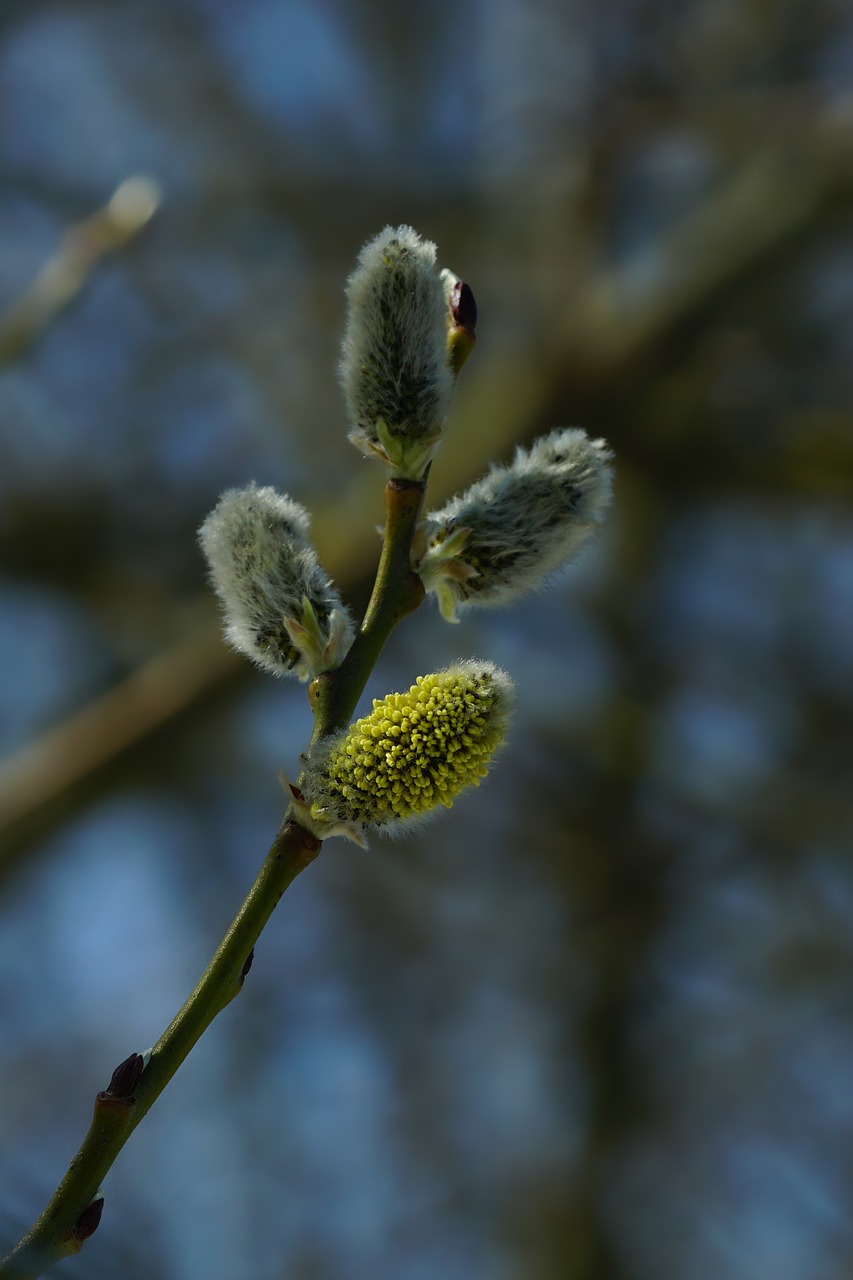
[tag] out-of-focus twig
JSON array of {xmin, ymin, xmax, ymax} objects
[
  {"xmin": 556, "ymin": 134, "xmax": 849, "ymax": 377},
  {"xmin": 433, "ymin": 104, "xmax": 853, "ymax": 492},
  {"xmin": 0, "ymin": 176, "xmax": 161, "ymax": 364},
  {"xmin": 0, "ymin": 625, "xmax": 237, "ymax": 869}
]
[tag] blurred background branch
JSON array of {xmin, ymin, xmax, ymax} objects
[{"xmin": 0, "ymin": 176, "xmax": 160, "ymax": 364}]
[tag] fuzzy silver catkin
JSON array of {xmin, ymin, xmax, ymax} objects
[
  {"xmin": 340, "ymin": 225, "xmax": 453, "ymax": 478},
  {"xmin": 416, "ymin": 428, "xmax": 613, "ymax": 621},
  {"xmin": 199, "ymin": 484, "xmax": 353, "ymax": 680}
]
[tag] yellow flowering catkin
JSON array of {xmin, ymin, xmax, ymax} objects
[{"xmin": 305, "ymin": 661, "xmax": 513, "ymax": 835}]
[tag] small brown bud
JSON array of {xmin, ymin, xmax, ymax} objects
[
  {"xmin": 448, "ymin": 278, "xmax": 477, "ymax": 337},
  {"xmin": 441, "ymin": 270, "xmax": 477, "ymax": 376},
  {"xmin": 105, "ymin": 1051, "xmax": 145, "ymax": 1099},
  {"xmin": 72, "ymin": 1197, "xmax": 104, "ymax": 1244}
]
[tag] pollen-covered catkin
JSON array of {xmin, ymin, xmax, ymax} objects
[
  {"xmin": 199, "ymin": 484, "xmax": 353, "ymax": 681},
  {"xmin": 415, "ymin": 428, "xmax": 613, "ymax": 622},
  {"xmin": 301, "ymin": 661, "xmax": 514, "ymax": 839},
  {"xmin": 340, "ymin": 225, "xmax": 453, "ymax": 479}
]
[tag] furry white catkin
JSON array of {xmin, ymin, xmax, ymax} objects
[
  {"xmin": 340, "ymin": 224, "xmax": 453, "ymax": 480},
  {"xmin": 415, "ymin": 428, "xmax": 613, "ymax": 621},
  {"xmin": 199, "ymin": 484, "xmax": 353, "ymax": 681}
]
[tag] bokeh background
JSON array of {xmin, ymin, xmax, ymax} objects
[{"xmin": 2, "ymin": 1, "xmax": 853, "ymax": 1277}]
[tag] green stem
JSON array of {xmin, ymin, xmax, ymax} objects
[
  {"xmin": 309, "ymin": 477, "xmax": 425, "ymax": 739},
  {"xmin": 0, "ymin": 473, "xmax": 426, "ymax": 1280},
  {"xmin": 0, "ymin": 818, "xmax": 320, "ymax": 1280}
]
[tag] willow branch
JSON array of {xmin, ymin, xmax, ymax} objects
[
  {"xmin": 0, "ymin": 818, "xmax": 319, "ymax": 1280},
  {"xmin": 0, "ymin": 470, "xmax": 426, "ymax": 1280}
]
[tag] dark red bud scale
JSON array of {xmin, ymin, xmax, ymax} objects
[
  {"xmin": 104, "ymin": 1051, "xmax": 145, "ymax": 1099},
  {"xmin": 449, "ymin": 279, "xmax": 477, "ymax": 336},
  {"xmin": 72, "ymin": 1197, "xmax": 104, "ymax": 1244}
]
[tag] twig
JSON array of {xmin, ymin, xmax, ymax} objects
[
  {"xmin": 309, "ymin": 478, "xmax": 426, "ymax": 739},
  {"xmin": 0, "ymin": 177, "xmax": 161, "ymax": 364},
  {"xmin": 0, "ymin": 624, "xmax": 237, "ymax": 868},
  {"xmin": 0, "ymin": 819, "xmax": 319, "ymax": 1280},
  {"xmin": 0, "ymin": 480, "xmax": 425, "ymax": 1279}
]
